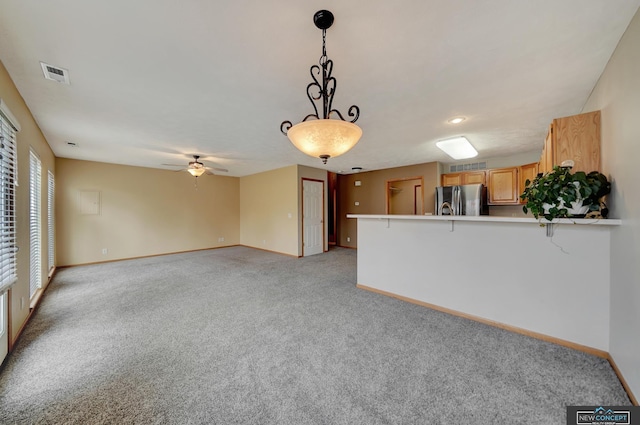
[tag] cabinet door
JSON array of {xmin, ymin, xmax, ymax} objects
[
  {"xmin": 441, "ymin": 173, "xmax": 462, "ymax": 186},
  {"xmin": 540, "ymin": 125, "xmax": 553, "ymax": 174},
  {"xmin": 462, "ymin": 171, "xmax": 486, "ymax": 185},
  {"xmin": 488, "ymin": 167, "xmax": 519, "ymax": 204},
  {"xmin": 552, "ymin": 110, "xmax": 600, "ymax": 173},
  {"xmin": 518, "ymin": 162, "xmax": 538, "ymax": 204},
  {"xmin": 545, "ymin": 126, "xmax": 554, "ymax": 173}
]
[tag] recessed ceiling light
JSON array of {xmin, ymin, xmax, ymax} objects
[
  {"xmin": 436, "ymin": 136, "xmax": 478, "ymax": 160},
  {"xmin": 447, "ymin": 117, "xmax": 466, "ymax": 124},
  {"xmin": 351, "ymin": 166, "xmax": 363, "ymax": 173}
]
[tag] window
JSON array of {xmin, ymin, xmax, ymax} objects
[
  {"xmin": 47, "ymin": 171, "xmax": 55, "ymax": 272},
  {"xmin": 0, "ymin": 100, "xmax": 18, "ymax": 295},
  {"xmin": 29, "ymin": 149, "xmax": 42, "ymax": 299}
]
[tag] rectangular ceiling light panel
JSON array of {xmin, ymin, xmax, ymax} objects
[
  {"xmin": 436, "ymin": 136, "xmax": 478, "ymax": 160},
  {"xmin": 40, "ymin": 62, "xmax": 70, "ymax": 84}
]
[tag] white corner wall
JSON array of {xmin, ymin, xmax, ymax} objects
[
  {"xmin": 355, "ymin": 216, "xmax": 613, "ymax": 351},
  {"xmin": 583, "ymin": 6, "xmax": 640, "ymax": 400}
]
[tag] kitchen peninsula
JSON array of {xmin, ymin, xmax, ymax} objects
[{"xmin": 348, "ymin": 214, "xmax": 620, "ymax": 354}]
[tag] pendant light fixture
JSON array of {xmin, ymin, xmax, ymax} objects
[{"xmin": 280, "ymin": 10, "xmax": 362, "ymax": 164}]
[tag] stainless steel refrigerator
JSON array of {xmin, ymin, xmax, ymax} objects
[{"xmin": 435, "ymin": 184, "xmax": 488, "ymax": 216}]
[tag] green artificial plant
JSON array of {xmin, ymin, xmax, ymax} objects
[{"xmin": 520, "ymin": 165, "xmax": 611, "ymax": 221}]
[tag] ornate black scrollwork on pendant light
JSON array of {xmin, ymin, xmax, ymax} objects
[{"xmin": 280, "ymin": 10, "xmax": 362, "ymax": 164}]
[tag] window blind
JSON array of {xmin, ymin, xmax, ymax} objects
[
  {"xmin": 29, "ymin": 150, "xmax": 42, "ymax": 299},
  {"xmin": 0, "ymin": 105, "xmax": 18, "ymax": 294},
  {"xmin": 47, "ymin": 171, "xmax": 55, "ymax": 272}
]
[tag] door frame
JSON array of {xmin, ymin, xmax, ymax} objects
[
  {"xmin": 385, "ymin": 176, "xmax": 425, "ymax": 215},
  {"xmin": 301, "ymin": 178, "xmax": 326, "ymax": 257},
  {"xmin": 0, "ymin": 290, "xmax": 9, "ymax": 363}
]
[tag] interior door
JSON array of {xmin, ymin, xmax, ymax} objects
[
  {"xmin": 0, "ymin": 292, "xmax": 8, "ymax": 363},
  {"xmin": 302, "ymin": 179, "xmax": 324, "ymax": 256}
]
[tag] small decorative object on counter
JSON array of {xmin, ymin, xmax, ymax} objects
[{"xmin": 520, "ymin": 164, "xmax": 611, "ymax": 221}]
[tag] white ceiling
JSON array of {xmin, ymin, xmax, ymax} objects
[{"xmin": 0, "ymin": 1, "xmax": 638, "ymax": 177}]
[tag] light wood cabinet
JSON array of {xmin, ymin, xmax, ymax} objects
[
  {"xmin": 441, "ymin": 173, "xmax": 462, "ymax": 186},
  {"xmin": 462, "ymin": 170, "xmax": 486, "ymax": 185},
  {"xmin": 539, "ymin": 125, "xmax": 552, "ymax": 173},
  {"xmin": 538, "ymin": 111, "xmax": 600, "ymax": 174},
  {"xmin": 518, "ymin": 162, "xmax": 539, "ymax": 204},
  {"xmin": 488, "ymin": 167, "xmax": 519, "ymax": 205},
  {"xmin": 440, "ymin": 170, "xmax": 486, "ymax": 186}
]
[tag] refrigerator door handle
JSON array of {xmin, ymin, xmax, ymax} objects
[{"xmin": 453, "ymin": 186, "xmax": 460, "ymax": 216}]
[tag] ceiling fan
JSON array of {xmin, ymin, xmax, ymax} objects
[{"xmin": 162, "ymin": 155, "xmax": 229, "ymax": 177}]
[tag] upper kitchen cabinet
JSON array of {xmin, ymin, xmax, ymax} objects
[
  {"xmin": 441, "ymin": 173, "xmax": 462, "ymax": 186},
  {"xmin": 518, "ymin": 162, "xmax": 538, "ymax": 203},
  {"xmin": 539, "ymin": 110, "xmax": 601, "ymax": 174},
  {"xmin": 488, "ymin": 167, "xmax": 519, "ymax": 205},
  {"xmin": 440, "ymin": 170, "xmax": 486, "ymax": 186},
  {"xmin": 462, "ymin": 170, "xmax": 486, "ymax": 185}
]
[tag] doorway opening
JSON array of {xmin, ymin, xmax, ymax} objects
[{"xmin": 386, "ymin": 176, "xmax": 424, "ymax": 215}]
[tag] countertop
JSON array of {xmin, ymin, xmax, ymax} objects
[{"xmin": 346, "ymin": 214, "xmax": 621, "ymax": 226}]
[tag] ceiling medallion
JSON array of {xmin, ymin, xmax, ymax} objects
[{"xmin": 280, "ymin": 10, "xmax": 362, "ymax": 164}]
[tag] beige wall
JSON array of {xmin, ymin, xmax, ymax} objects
[
  {"xmin": 240, "ymin": 165, "xmax": 299, "ymax": 256},
  {"xmin": 0, "ymin": 60, "xmax": 56, "ymax": 342},
  {"xmin": 337, "ymin": 162, "xmax": 439, "ymax": 248},
  {"xmin": 583, "ymin": 6, "xmax": 640, "ymax": 400},
  {"xmin": 56, "ymin": 158, "xmax": 239, "ymax": 266}
]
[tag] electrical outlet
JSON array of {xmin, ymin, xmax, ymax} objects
[
  {"xmin": 347, "ymin": 237, "xmax": 351, "ymax": 242},
  {"xmin": 218, "ymin": 237, "xmax": 224, "ymax": 242},
  {"xmin": 102, "ymin": 248, "xmax": 108, "ymax": 255},
  {"xmin": 263, "ymin": 240, "xmax": 267, "ymax": 245}
]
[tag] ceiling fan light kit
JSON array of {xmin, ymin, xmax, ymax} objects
[
  {"xmin": 280, "ymin": 10, "xmax": 362, "ymax": 164},
  {"xmin": 185, "ymin": 155, "xmax": 207, "ymax": 178},
  {"xmin": 187, "ymin": 167, "xmax": 206, "ymax": 177}
]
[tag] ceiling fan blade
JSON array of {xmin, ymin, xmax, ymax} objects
[
  {"xmin": 161, "ymin": 163, "xmax": 185, "ymax": 167},
  {"xmin": 212, "ymin": 167, "xmax": 229, "ymax": 173}
]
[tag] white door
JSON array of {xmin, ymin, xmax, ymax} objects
[
  {"xmin": 0, "ymin": 292, "xmax": 8, "ymax": 363},
  {"xmin": 302, "ymin": 179, "xmax": 324, "ymax": 256}
]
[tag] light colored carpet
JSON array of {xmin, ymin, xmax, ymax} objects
[{"xmin": 0, "ymin": 246, "xmax": 630, "ymax": 424}]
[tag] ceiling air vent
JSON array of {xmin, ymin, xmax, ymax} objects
[
  {"xmin": 449, "ymin": 161, "xmax": 487, "ymax": 172},
  {"xmin": 40, "ymin": 62, "xmax": 70, "ymax": 84}
]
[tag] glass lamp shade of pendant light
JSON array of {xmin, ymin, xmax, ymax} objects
[
  {"xmin": 187, "ymin": 167, "xmax": 206, "ymax": 177},
  {"xmin": 287, "ymin": 119, "xmax": 362, "ymax": 163}
]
